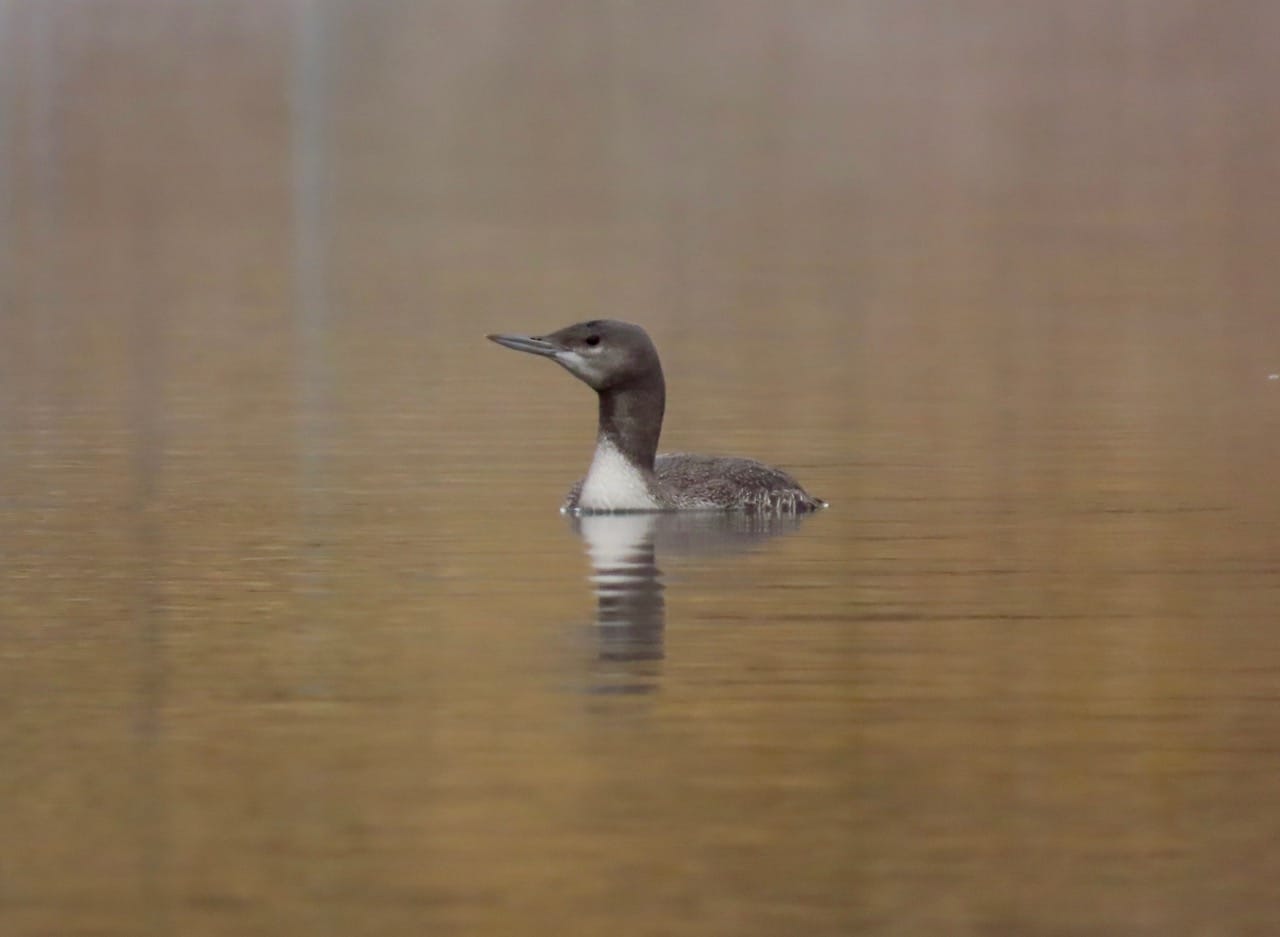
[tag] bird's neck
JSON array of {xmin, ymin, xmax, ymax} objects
[{"xmin": 596, "ymin": 372, "xmax": 665, "ymax": 472}]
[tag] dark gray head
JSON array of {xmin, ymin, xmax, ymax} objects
[{"xmin": 486, "ymin": 319, "xmax": 663, "ymax": 392}]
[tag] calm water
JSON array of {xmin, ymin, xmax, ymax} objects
[{"xmin": 3, "ymin": 3, "xmax": 1280, "ymax": 935}]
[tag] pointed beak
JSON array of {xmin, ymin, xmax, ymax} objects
[{"xmin": 487, "ymin": 333, "xmax": 561, "ymax": 357}]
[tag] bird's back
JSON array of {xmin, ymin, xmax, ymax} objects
[
  {"xmin": 562, "ymin": 451, "xmax": 825, "ymax": 513},
  {"xmin": 655, "ymin": 452, "xmax": 826, "ymax": 512}
]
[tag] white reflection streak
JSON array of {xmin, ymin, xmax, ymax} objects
[
  {"xmin": 579, "ymin": 514, "xmax": 666, "ymax": 674},
  {"xmin": 584, "ymin": 513, "xmax": 660, "ymax": 588}
]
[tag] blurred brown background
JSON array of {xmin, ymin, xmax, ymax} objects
[{"xmin": 2, "ymin": 3, "xmax": 1279, "ymax": 935}]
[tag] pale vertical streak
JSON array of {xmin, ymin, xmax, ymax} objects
[
  {"xmin": 124, "ymin": 16, "xmax": 170, "ymax": 934},
  {"xmin": 0, "ymin": 0, "xmax": 11, "ymax": 494},
  {"xmin": 290, "ymin": 0, "xmax": 337, "ymax": 695},
  {"xmin": 293, "ymin": 0, "xmax": 333, "ymax": 492},
  {"xmin": 603, "ymin": 0, "xmax": 637, "ymax": 318},
  {"xmin": 22, "ymin": 3, "xmax": 61, "ymax": 450},
  {"xmin": 0, "ymin": 0, "xmax": 12, "ymax": 909},
  {"xmin": 289, "ymin": 3, "xmax": 342, "ymax": 927}
]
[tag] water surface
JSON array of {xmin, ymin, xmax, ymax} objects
[{"xmin": 2, "ymin": 3, "xmax": 1279, "ymax": 935}]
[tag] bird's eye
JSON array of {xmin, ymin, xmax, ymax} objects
[{"xmin": 584, "ymin": 335, "xmax": 601, "ymax": 347}]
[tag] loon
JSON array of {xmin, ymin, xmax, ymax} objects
[{"xmin": 487, "ymin": 319, "xmax": 826, "ymax": 514}]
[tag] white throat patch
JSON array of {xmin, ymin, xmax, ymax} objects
[{"xmin": 578, "ymin": 439, "xmax": 660, "ymax": 512}]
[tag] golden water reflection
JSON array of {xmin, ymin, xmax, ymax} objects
[{"xmin": 2, "ymin": 3, "xmax": 1279, "ymax": 935}]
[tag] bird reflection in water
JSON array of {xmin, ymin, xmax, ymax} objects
[{"xmin": 568, "ymin": 512, "xmax": 819, "ymax": 694}]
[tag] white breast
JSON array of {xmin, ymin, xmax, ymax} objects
[{"xmin": 578, "ymin": 440, "xmax": 660, "ymax": 511}]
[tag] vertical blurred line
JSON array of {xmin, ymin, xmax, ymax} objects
[
  {"xmin": 25, "ymin": 1, "xmax": 60, "ymax": 404},
  {"xmin": 122, "ymin": 16, "xmax": 171, "ymax": 936},
  {"xmin": 0, "ymin": 0, "xmax": 8, "ymax": 303},
  {"xmin": 0, "ymin": 0, "xmax": 10, "ymax": 909},
  {"xmin": 289, "ymin": 9, "xmax": 343, "ymax": 922},
  {"xmin": 292, "ymin": 0, "xmax": 332, "ymax": 457},
  {"xmin": 290, "ymin": 0, "xmax": 336, "ymax": 699},
  {"xmin": 601, "ymin": 0, "xmax": 633, "ymax": 316},
  {"xmin": 0, "ymin": 0, "xmax": 11, "ymax": 503},
  {"xmin": 4, "ymin": 2, "xmax": 63, "ymax": 473}
]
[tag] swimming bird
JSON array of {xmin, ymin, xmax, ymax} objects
[{"xmin": 487, "ymin": 319, "xmax": 826, "ymax": 514}]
